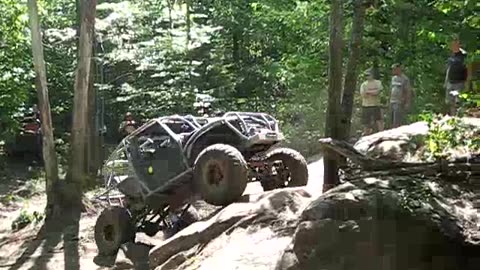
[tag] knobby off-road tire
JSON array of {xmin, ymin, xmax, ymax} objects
[
  {"xmin": 94, "ymin": 206, "xmax": 135, "ymax": 256},
  {"xmin": 193, "ymin": 144, "xmax": 248, "ymax": 206},
  {"xmin": 262, "ymin": 147, "xmax": 309, "ymax": 191}
]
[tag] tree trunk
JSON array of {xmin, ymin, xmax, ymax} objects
[
  {"xmin": 186, "ymin": 0, "xmax": 191, "ymax": 49},
  {"xmin": 66, "ymin": 0, "xmax": 97, "ymax": 205},
  {"xmin": 75, "ymin": 0, "xmax": 99, "ymax": 183},
  {"xmin": 232, "ymin": 32, "xmax": 240, "ymax": 66},
  {"xmin": 372, "ymin": 58, "xmax": 380, "ymax": 80},
  {"xmin": 86, "ymin": 42, "xmax": 99, "ymax": 182},
  {"xmin": 323, "ymin": 0, "xmax": 344, "ymax": 192},
  {"xmin": 167, "ymin": 0, "xmax": 174, "ymax": 31},
  {"xmin": 186, "ymin": 0, "xmax": 192, "ymax": 81},
  {"xmin": 27, "ymin": 0, "xmax": 59, "ymax": 217},
  {"xmin": 339, "ymin": 0, "xmax": 367, "ymax": 140}
]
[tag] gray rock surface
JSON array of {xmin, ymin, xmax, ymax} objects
[
  {"xmin": 276, "ymin": 177, "xmax": 480, "ymax": 270},
  {"xmin": 150, "ymin": 188, "xmax": 312, "ymax": 270},
  {"xmin": 146, "ymin": 119, "xmax": 480, "ymax": 270},
  {"xmin": 354, "ymin": 117, "xmax": 480, "ymax": 162}
]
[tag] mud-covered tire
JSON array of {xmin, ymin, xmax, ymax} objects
[
  {"xmin": 261, "ymin": 147, "xmax": 309, "ymax": 191},
  {"xmin": 94, "ymin": 206, "xmax": 135, "ymax": 256},
  {"xmin": 193, "ymin": 144, "xmax": 248, "ymax": 206}
]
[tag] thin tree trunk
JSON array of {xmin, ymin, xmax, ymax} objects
[
  {"xmin": 167, "ymin": 0, "xmax": 174, "ymax": 30},
  {"xmin": 232, "ymin": 32, "xmax": 240, "ymax": 66},
  {"xmin": 86, "ymin": 42, "xmax": 99, "ymax": 182},
  {"xmin": 372, "ymin": 58, "xmax": 380, "ymax": 80},
  {"xmin": 186, "ymin": 0, "xmax": 191, "ymax": 49},
  {"xmin": 75, "ymin": 0, "xmax": 81, "ymax": 44},
  {"xmin": 66, "ymin": 0, "xmax": 97, "ymax": 204},
  {"xmin": 76, "ymin": 0, "xmax": 92, "ymax": 182},
  {"xmin": 27, "ymin": 0, "xmax": 59, "ymax": 217},
  {"xmin": 323, "ymin": 0, "xmax": 343, "ymax": 192},
  {"xmin": 339, "ymin": 0, "xmax": 367, "ymax": 141},
  {"xmin": 186, "ymin": 0, "xmax": 192, "ymax": 81},
  {"xmin": 76, "ymin": 0, "xmax": 96, "ymax": 182}
]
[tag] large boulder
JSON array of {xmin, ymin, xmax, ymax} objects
[
  {"xmin": 354, "ymin": 121, "xmax": 429, "ymax": 161},
  {"xmin": 149, "ymin": 188, "xmax": 312, "ymax": 270},
  {"xmin": 145, "ymin": 117, "xmax": 480, "ymax": 270},
  {"xmin": 147, "ymin": 175, "xmax": 480, "ymax": 270},
  {"xmin": 354, "ymin": 117, "xmax": 480, "ymax": 162},
  {"xmin": 276, "ymin": 177, "xmax": 480, "ymax": 270}
]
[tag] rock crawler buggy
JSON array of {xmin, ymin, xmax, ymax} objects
[{"xmin": 93, "ymin": 112, "xmax": 308, "ymax": 263}]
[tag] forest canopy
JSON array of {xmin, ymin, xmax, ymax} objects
[{"xmin": 0, "ymin": 0, "xmax": 479, "ymax": 156}]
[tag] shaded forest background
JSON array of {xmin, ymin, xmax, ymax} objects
[{"xmin": 1, "ymin": 0, "xmax": 479, "ymax": 159}]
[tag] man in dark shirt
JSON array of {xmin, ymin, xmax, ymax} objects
[{"xmin": 444, "ymin": 36, "xmax": 468, "ymax": 115}]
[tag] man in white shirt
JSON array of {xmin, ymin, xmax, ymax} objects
[{"xmin": 360, "ymin": 69, "xmax": 384, "ymax": 135}]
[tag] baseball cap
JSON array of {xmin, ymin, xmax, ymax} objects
[{"xmin": 391, "ymin": 63, "xmax": 402, "ymax": 69}]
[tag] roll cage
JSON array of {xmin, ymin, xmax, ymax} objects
[
  {"xmin": 99, "ymin": 111, "xmax": 282, "ymax": 206},
  {"xmin": 121, "ymin": 111, "xmax": 281, "ymax": 158}
]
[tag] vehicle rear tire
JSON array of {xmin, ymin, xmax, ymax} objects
[
  {"xmin": 261, "ymin": 147, "xmax": 309, "ymax": 191},
  {"xmin": 193, "ymin": 144, "xmax": 248, "ymax": 206},
  {"xmin": 94, "ymin": 206, "xmax": 135, "ymax": 256}
]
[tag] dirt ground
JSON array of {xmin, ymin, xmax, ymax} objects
[{"xmin": 0, "ymin": 160, "xmax": 163, "ymax": 270}]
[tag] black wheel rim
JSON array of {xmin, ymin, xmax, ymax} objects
[{"xmin": 274, "ymin": 162, "xmax": 291, "ymax": 187}]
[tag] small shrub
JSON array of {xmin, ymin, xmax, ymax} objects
[
  {"xmin": 0, "ymin": 194, "xmax": 21, "ymax": 205},
  {"xmin": 419, "ymin": 114, "xmax": 480, "ymax": 161},
  {"xmin": 11, "ymin": 209, "xmax": 44, "ymax": 231}
]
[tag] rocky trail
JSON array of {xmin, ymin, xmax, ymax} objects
[
  {"xmin": 0, "ymin": 156, "xmax": 325, "ymax": 270},
  {"xmin": 1, "ymin": 116, "xmax": 480, "ymax": 270}
]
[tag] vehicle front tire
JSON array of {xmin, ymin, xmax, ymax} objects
[
  {"xmin": 193, "ymin": 144, "xmax": 248, "ymax": 206},
  {"xmin": 94, "ymin": 206, "xmax": 135, "ymax": 256},
  {"xmin": 261, "ymin": 147, "xmax": 309, "ymax": 191}
]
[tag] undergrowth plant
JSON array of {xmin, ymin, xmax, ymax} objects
[
  {"xmin": 11, "ymin": 209, "xmax": 44, "ymax": 231},
  {"xmin": 419, "ymin": 113, "xmax": 480, "ymax": 161}
]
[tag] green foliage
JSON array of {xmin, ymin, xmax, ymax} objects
[
  {"xmin": 420, "ymin": 114, "xmax": 480, "ymax": 161},
  {"xmin": 0, "ymin": 193, "xmax": 21, "ymax": 206},
  {"xmin": 1, "ymin": 0, "xmax": 479, "ymax": 157},
  {"xmin": 459, "ymin": 92, "xmax": 480, "ymax": 108},
  {"xmin": 0, "ymin": 0, "xmax": 34, "ymax": 140},
  {"xmin": 11, "ymin": 209, "xmax": 44, "ymax": 231}
]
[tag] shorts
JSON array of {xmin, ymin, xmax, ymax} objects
[
  {"xmin": 361, "ymin": 106, "xmax": 382, "ymax": 126},
  {"xmin": 390, "ymin": 103, "xmax": 404, "ymax": 127},
  {"xmin": 445, "ymin": 81, "xmax": 465, "ymax": 105}
]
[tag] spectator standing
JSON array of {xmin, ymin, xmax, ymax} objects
[
  {"xmin": 390, "ymin": 63, "xmax": 413, "ymax": 128},
  {"xmin": 360, "ymin": 69, "xmax": 384, "ymax": 135},
  {"xmin": 444, "ymin": 35, "xmax": 468, "ymax": 115}
]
